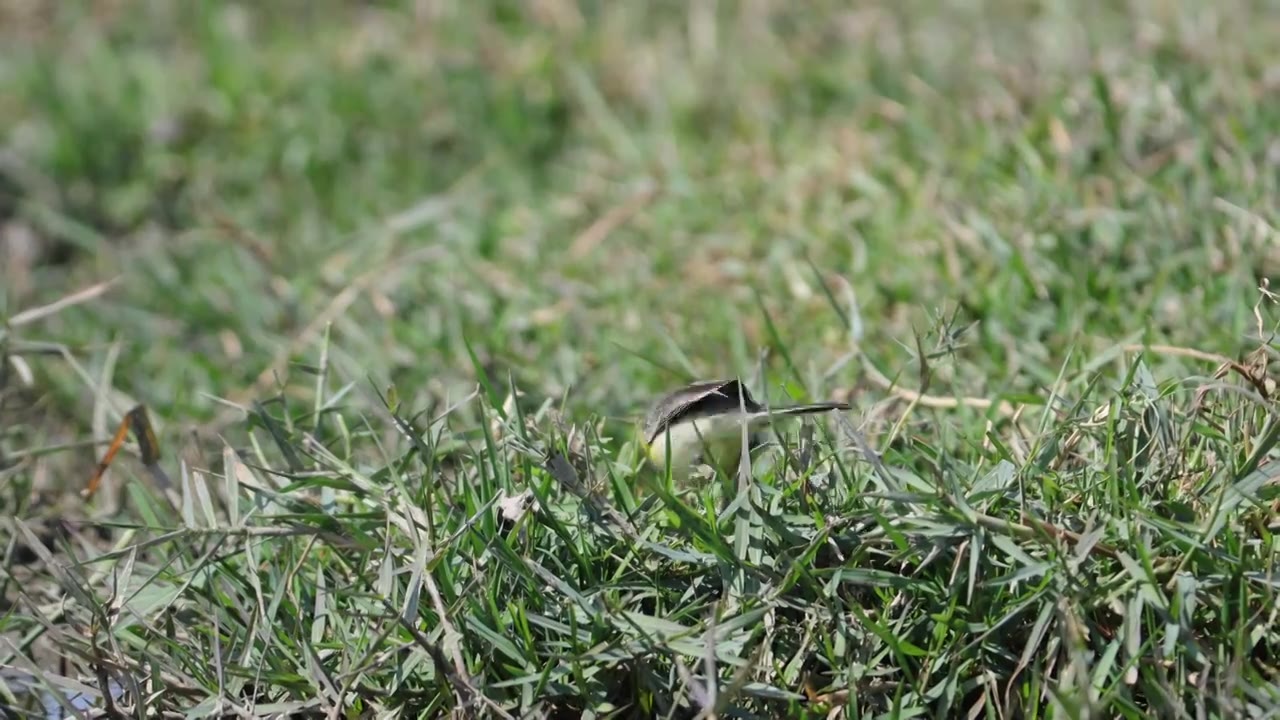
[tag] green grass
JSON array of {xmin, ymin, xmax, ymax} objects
[{"xmin": 2, "ymin": 0, "xmax": 1279, "ymax": 717}]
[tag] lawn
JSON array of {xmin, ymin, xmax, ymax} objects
[{"xmin": 2, "ymin": 1, "xmax": 1279, "ymax": 717}]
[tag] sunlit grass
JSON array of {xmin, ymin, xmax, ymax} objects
[{"xmin": 2, "ymin": 0, "xmax": 1279, "ymax": 717}]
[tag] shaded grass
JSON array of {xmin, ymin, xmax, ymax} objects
[{"xmin": 2, "ymin": 0, "xmax": 1280, "ymax": 716}]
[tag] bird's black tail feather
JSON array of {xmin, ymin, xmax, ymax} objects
[{"xmin": 766, "ymin": 402, "xmax": 851, "ymax": 417}]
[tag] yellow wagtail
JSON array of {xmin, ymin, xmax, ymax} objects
[{"xmin": 642, "ymin": 378, "xmax": 850, "ymax": 480}]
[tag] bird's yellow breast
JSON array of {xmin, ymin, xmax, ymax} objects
[{"xmin": 645, "ymin": 413, "xmax": 755, "ymax": 480}]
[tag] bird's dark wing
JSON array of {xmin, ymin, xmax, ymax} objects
[{"xmin": 643, "ymin": 378, "xmax": 761, "ymax": 442}]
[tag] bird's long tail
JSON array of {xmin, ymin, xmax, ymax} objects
[{"xmin": 758, "ymin": 402, "xmax": 851, "ymax": 418}]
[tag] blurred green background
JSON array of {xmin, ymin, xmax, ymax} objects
[{"xmin": 2, "ymin": 0, "xmax": 1277, "ymax": 487}]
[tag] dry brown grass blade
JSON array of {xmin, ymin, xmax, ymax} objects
[
  {"xmin": 860, "ymin": 341, "xmax": 1258, "ymax": 418},
  {"xmin": 858, "ymin": 352, "xmax": 1016, "ymax": 416},
  {"xmin": 8, "ymin": 277, "xmax": 121, "ymax": 327},
  {"xmin": 1120, "ymin": 343, "xmax": 1235, "ymax": 366},
  {"xmin": 1120, "ymin": 342, "xmax": 1279, "ymax": 410},
  {"xmin": 568, "ymin": 186, "xmax": 658, "ymax": 260},
  {"xmin": 85, "ymin": 405, "xmax": 163, "ymax": 500}
]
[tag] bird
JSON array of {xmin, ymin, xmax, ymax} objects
[{"xmin": 641, "ymin": 378, "xmax": 850, "ymax": 481}]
